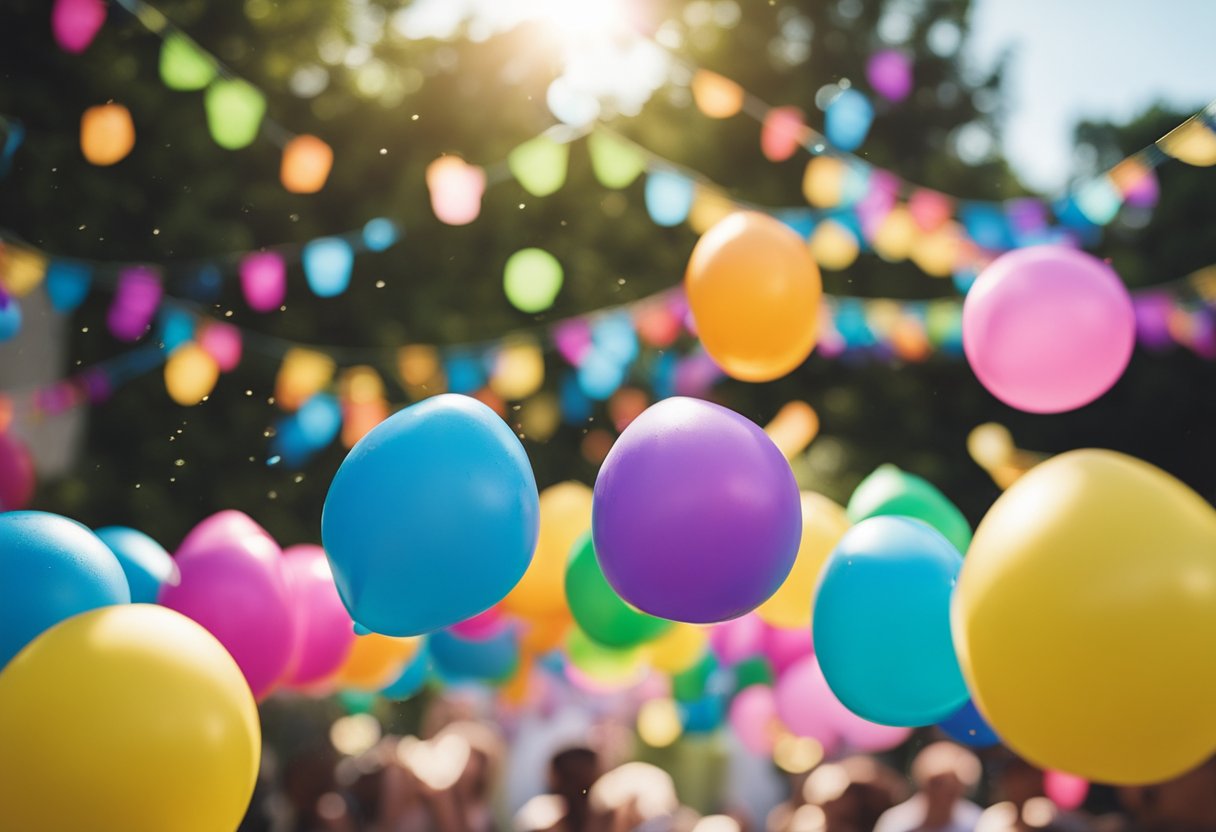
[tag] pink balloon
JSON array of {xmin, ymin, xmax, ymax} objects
[
  {"xmin": 760, "ymin": 107, "xmax": 806, "ymax": 163},
  {"xmin": 761, "ymin": 623, "xmax": 814, "ymax": 677},
  {"xmin": 160, "ymin": 512, "xmax": 294, "ymax": 699},
  {"xmin": 1043, "ymin": 770, "xmax": 1089, "ymax": 811},
  {"xmin": 426, "ymin": 156, "xmax": 486, "ymax": 226},
  {"xmin": 730, "ymin": 684, "xmax": 779, "ymax": 755},
  {"xmin": 709, "ymin": 614, "xmax": 766, "ymax": 666},
  {"xmin": 865, "ymin": 50, "xmax": 913, "ymax": 102},
  {"xmin": 175, "ymin": 510, "xmax": 277, "ymax": 565},
  {"xmin": 52, "ymin": 0, "xmax": 106, "ymax": 54},
  {"xmin": 450, "ymin": 605, "xmax": 509, "ymax": 641},
  {"xmin": 240, "ymin": 251, "xmax": 287, "ymax": 313},
  {"xmin": 836, "ymin": 713, "xmax": 912, "ymax": 753},
  {"xmin": 908, "ymin": 189, "xmax": 953, "ymax": 232},
  {"xmin": 0, "ymin": 432, "xmax": 35, "ymax": 511},
  {"xmin": 199, "ymin": 322, "xmax": 242, "ymax": 372},
  {"xmin": 774, "ymin": 655, "xmax": 846, "ymax": 751},
  {"xmin": 962, "ymin": 246, "xmax": 1135, "ymax": 413},
  {"xmin": 281, "ymin": 544, "xmax": 355, "ymax": 687}
]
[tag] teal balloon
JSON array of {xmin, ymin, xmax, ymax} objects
[
  {"xmin": 645, "ymin": 170, "xmax": 694, "ymax": 227},
  {"xmin": 672, "ymin": 651, "xmax": 718, "ymax": 703},
  {"xmin": 813, "ymin": 516, "xmax": 967, "ymax": 727},
  {"xmin": 303, "ymin": 237, "xmax": 354, "ymax": 298},
  {"xmin": 382, "ymin": 642, "xmax": 431, "ymax": 700},
  {"xmin": 680, "ymin": 692, "xmax": 726, "ymax": 734},
  {"xmin": 94, "ymin": 526, "xmax": 176, "ymax": 604},
  {"xmin": 158, "ymin": 308, "xmax": 195, "ymax": 352},
  {"xmin": 565, "ymin": 532, "xmax": 672, "ymax": 649},
  {"xmin": 46, "ymin": 260, "xmax": 92, "ymax": 312},
  {"xmin": 429, "ymin": 628, "xmax": 518, "ymax": 683},
  {"xmin": 0, "ymin": 511, "xmax": 130, "ymax": 668},
  {"xmin": 0, "ymin": 298, "xmax": 20, "ymax": 342},
  {"xmin": 338, "ymin": 690, "xmax": 378, "ymax": 714},
  {"xmin": 321, "ymin": 394, "xmax": 540, "ymax": 637},
  {"xmin": 847, "ymin": 464, "xmax": 972, "ymax": 553},
  {"xmin": 824, "ymin": 88, "xmax": 874, "ymax": 152}
]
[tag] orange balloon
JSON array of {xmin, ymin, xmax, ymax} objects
[
  {"xmin": 685, "ymin": 212, "xmax": 822, "ymax": 382},
  {"xmin": 81, "ymin": 103, "xmax": 135, "ymax": 166},
  {"xmin": 280, "ymin": 134, "xmax": 333, "ymax": 194},
  {"xmin": 332, "ymin": 633, "xmax": 419, "ymax": 691},
  {"xmin": 518, "ymin": 613, "xmax": 572, "ymax": 655}
]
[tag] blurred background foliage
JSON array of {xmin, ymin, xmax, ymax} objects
[{"xmin": 1, "ymin": 0, "xmax": 1213, "ymax": 549}]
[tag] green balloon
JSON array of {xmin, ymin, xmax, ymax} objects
[
  {"xmin": 204, "ymin": 79, "xmax": 267, "ymax": 150},
  {"xmin": 337, "ymin": 690, "xmax": 378, "ymax": 715},
  {"xmin": 159, "ymin": 33, "xmax": 216, "ymax": 91},
  {"xmin": 566, "ymin": 627, "xmax": 642, "ymax": 679},
  {"xmin": 587, "ymin": 130, "xmax": 646, "ymax": 189},
  {"xmin": 847, "ymin": 464, "xmax": 972, "ymax": 553},
  {"xmin": 731, "ymin": 656, "xmax": 774, "ymax": 694},
  {"xmin": 566, "ymin": 532, "xmax": 672, "ymax": 649},
  {"xmin": 507, "ymin": 135, "xmax": 569, "ymax": 198},
  {"xmin": 503, "ymin": 248, "xmax": 563, "ymax": 313},
  {"xmin": 672, "ymin": 651, "xmax": 718, "ymax": 703}
]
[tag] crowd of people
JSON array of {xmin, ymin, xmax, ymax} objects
[{"xmin": 236, "ymin": 694, "xmax": 1216, "ymax": 832}]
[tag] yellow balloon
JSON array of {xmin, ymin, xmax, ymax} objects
[
  {"xmin": 333, "ymin": 633, "xmax": 420, "ymax": 691},
  {"xmin": 953, "ymin": 449, "xmax": 1216, "ymax": 785},
  {"xmin": 164, "ymin": 342, "xmax": 220, "ymax": 406},
  {"xmin": 503, "ymin": 482, "xmax": 593, "ymax": 619},
  {"xmin": 0, "ymin": 605, "xmax": 260, "ymax": 832},
  {"xmin": 645, "ymin": 623, "xmax": 709, "ymax": 675},
  {"xmin": 756, "ymin": 493, "xmax": 850, "ymax": 630}
]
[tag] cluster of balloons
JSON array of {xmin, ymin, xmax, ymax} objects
[{"xmin": 0, "ymin": 511, "xmax": 259, "ymax": 831}]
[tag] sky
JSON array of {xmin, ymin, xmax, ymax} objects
[{"xmin": 966, "ymin": 0, "xmax": 1216, "ymax": 193}]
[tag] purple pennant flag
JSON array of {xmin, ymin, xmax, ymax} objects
[{"xmin": 107, "ymin": 266, "xmax": 162, "ymax": 342}]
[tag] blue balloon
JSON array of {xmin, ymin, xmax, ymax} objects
[
  {"xmin": 938, "ymin": 699, "xmax": 1001, "ymax": 748},
  {"xmin": 813, "ymin": 516, "xmax": 968, "ymax": 727},
  {"xmin": 94, "ymin": 526, "xmax": 176, "ymax": 604},
  {"xmin": 825, "ymin": 89, "xmax": 874, "ymax": 152},
  {"xmin": 45, "ymin": 260, "xmax": 92, "ymax": 312},
  {"xmin": 0, "ymin": 297, "xmax": 21, "ymax": 343},
  {"xmin": 680, "ymin": 693, "xmax": 726, "ymax": 734},
  {"xmin": 444, "ymin": 351, "xmax": 486, "ymax": 394},
  {"xmin": 429, "ymin": 628, "xmax": 518, "ymax": 683},
  {"xmin": 321, "ymin": 394, "xmax": 540, "ymax": 636},
  {"xmin": 382, "ymin": 641, "xmax": 432, "ymax": 700},
  {"xmin": 181, "ymin": 265, "xmax": 223, "ymax": 303},
  {"xmin": 645, "ymin": 170, "xmax": 694, "ymax": 227},
  {"xmin": 559, "ymin": 372, "xmax": 593, "ymax": 424},
  {"xmin": 592, "ymin": 312, "xmax": 639, "ymax": 366},
  {"xmin": 303, "ymin": 237, "xmax": 355, "ymax": 298},
  {"xmin": 363, "ymin": 217, "xmax": 401, "ymax": 252},
  {"xmin": 775, "ymin": 209, "xmax": 816, "ymax": 239},
  {"xmin": 578, "ymin": 350, "xmax": 625, "ymax": 400},
  {"xmin": 297, "ymin": 393, "xmax": 343, "ymax": 447},
  {"xmin": 0, "ymin": 511, "xmax": 130, "ymax": 668}
]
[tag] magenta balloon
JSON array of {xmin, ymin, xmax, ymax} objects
[
  {"xmin": 0, "ymin": 432, "xmax": 35, "ymax": 511},
  {"xmin": 709, "ymin": 614, "xmax": 766, "ymax": 666},
  {"xmin": 774, "ymin": 655, "xmax": 847, "ymax": 751},
  {"xmin": 730, "ymin": 684, "xmax": 779, "ymax": 755},
  {"xmin": 761, "ymin": 623, "xmax": 814, "ymax": 677},
  {"xmin": 592, "ymin": 397, "xmax": 801, "ymax": 623},
  {"xmin": 240, "ymin": 251, "xmax": 287, "ymax": 313},
  {"xmin": 175, "ymin": 510, "xmax": 277, "ymax": 565},
  {"xmin": 865, "ymin": 50, "xmax": 913, "ymax": 102},
  {"xmin": 281, "ymin": 544, "xmax": 355, "ymax": 686},
  {"xmin": 449, "ymin": 606, "xmax": 509, "ymax": 641},
  {"xmin": 963, "ymin": 246, "xmax": 1135, "ymax": 413},
  {"xmin": 52, "ymin": 0, "xmax": 106, "ymax": 53},
  {"xmin": 160, "ymin": 516, "xmax": 293, "ymax": 699}
]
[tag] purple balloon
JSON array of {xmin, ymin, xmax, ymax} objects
[
  {"xmin": 865, "ymin": 49, "xmax": 914, "ymax": 102},
  {"xmin": 592, "ymin": 397, "xmax": 801, "ymax": 623},
  {"xmin": 865, "ymin": 50, "xmax": 913, "ymax": 103}
]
